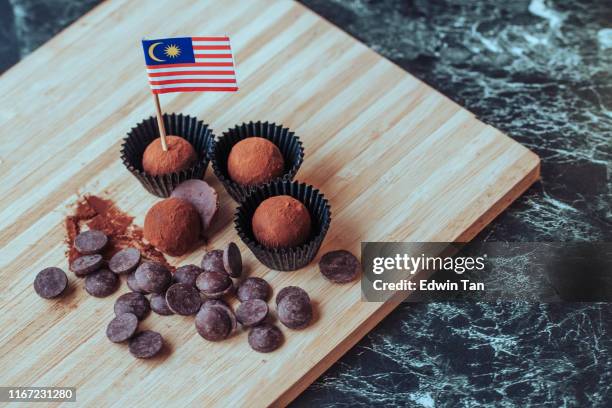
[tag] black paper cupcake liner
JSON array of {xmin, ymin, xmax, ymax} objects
[
  {"xmin": 120, "ymin": 113, "xmax": 215, "ymax": 197},
  {"xmin": 210, "ymin": 121, "xmax": 304, "ymax": 202},
  {"xmin": 235, "ymin": 180, "xmax": 331, "ymax": 271}
]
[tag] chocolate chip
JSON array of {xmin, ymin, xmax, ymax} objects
[
  {"xmin": 74, "ymin": 230, "xmax": 108, "ymax": 255},
  {"xmin": 319, "ymin": 250, "xmax": 360, "ymax": 284},
  {"xmin": 173, "ymin": 264, "xmax": 203, "ymax": 287},
  {"xmin": 195, "ymin": 305, "xmax": 232, "ymax": 341},
  {"xmin": 114, "ymin": 292, "xmax": 150, "ymax": 320},
  {"xmin": 236, "ymin": 299, "xmax": 268, "ymax": 327},
  {"xmin": 237, "ymin": 277, "xmax": 271, "ymax": 302},
  {"xmin": 106, "ymin": 313, "xmax": 138, "ymax": 343},
  {"xmin": 165, "ymin": 283, "xmax": 201, "ymax": 316},
  {"xmin": 170, "ymin": 179, "xmax": 219, "ymax": 232},
  {"xmin": 277, "ymin": 293, "xmax": 313, "ymax": 330},
  {"xmin": 70, "ymin": 254, "xmax": 103, "ymax": 277},
  {"xmin": 275, "ymin": 286, "xmax": 310, "ymax": 306},
  {"xmin": 150, "ymin": 293, "xmax": 174, "ymax": 316},
  {"xmin": 223, "ymin": 242, "xmax": 242, "ymax": 278},
  {"xmin": 248, "ymin": 324, "xmax": 283, "ymax": 353},
  {"xmin": 128, "ymin": 330, "xmax": 164, "ymax": 359},
  {"xmin": 201, "ymin": 250, "xmax": 225, "ymax": 273},
  {"xmin": 84, "ymin": 269, "xmax": 119, "ymax": 298},
  {"xmin": 202, "ymin": 299, "xmax": 237, "ymax": 333},
  {"xmin": 126, "ymin": 272, "xmax": 145, "ymax": 293},
  {"xmin": 196, "ymin": 270, "xmax": 233, "ymax": 299},
  {"xmin": 33, "ymin": 267, "xmax": 68, "ymax": 299},
  {"xmin": 135, "ymin": 262, "xmax": 172, "ymax": 294},
  {"xmin": 109, "ymin": 248, "xmax": 141, "ymax": 274}
]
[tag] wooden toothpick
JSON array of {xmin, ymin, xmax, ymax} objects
[{"xmin": 152, "ymin": 93, "xmax": 168, "ymax": 151}]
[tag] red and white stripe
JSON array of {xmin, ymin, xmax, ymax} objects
[{"xmin": 146, "ymin": 36, "xmax": 238, "ymax": 94}]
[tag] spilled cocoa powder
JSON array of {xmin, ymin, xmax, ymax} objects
[{"xmin": 65, "ymin": 195, "xmax": 173, "ymax": 271}]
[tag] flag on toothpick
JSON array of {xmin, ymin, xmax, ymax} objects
[{"xmin": 142, "ymin": 36, "xmax": 238, "ymax": 94}]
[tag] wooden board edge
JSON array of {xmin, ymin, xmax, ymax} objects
[{"xmin": 271, "ymin": 152, "xmax": 541, "ymax": 407}]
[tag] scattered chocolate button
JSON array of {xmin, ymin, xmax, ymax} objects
[
  {"xmin": 126, "ymin": 271, "xmax": 145, "ymax": 293},
  {"xmin": 70, "ymin": 254, "xmax": 104, "ymax": 277},
  {"xmin": 165, "ymin": 283, "xmax": 201, "ymax": 316},
  {"xmin": 248, "ymin": 323, "xmax": 283, "ymax": 353},
  {"xmin": 173, "ymin": 264, "xmax": 203, "ymax": 287},
  {"xmin": 106, "ymin": 313, "xmax": 138, "ymax": 343},
  {"xmin": 319, "ymin": 250, "xmax": 360, "ymax": 284},
  {"xmin": 33, "ymin": 267, "xmax": 68, "ymax": 299},
  {"xmin": 150, "ymin": 293, "xmax": 174, "ymax": 316},
  {"xmin": 237, "ymin": 277, "xmax": 271, "ymax": 302},
  {"xmin": 109, "ymin": 248, "xmax": 141, "ymax": 275},
  {"xmin": 236, "ymin": 299, "xmax": 268, "ymax": 327},
  {"xmin": 195, "ymin": 305, "xmax": 232, "ymax": 341},
  {"xmin": 114, "ymin": 292, "xmax": 150, "ymax": 320},
  {"xmin": 84, "ymin": 269, "xmax": 119, "ymax": 298},
  {"xmin": 196, "ymin": 270, "xmax": 233, "ymax": 299},
  {"xmin": 201, "ymin": 250, "xmax": 225, "ymax": 273},
  {"xmin": 277, "ymin": 293, "xmax": 313, "ymax": 330},
  {"xmin": 170, "ymin": 179, "xmax": 219, "ymax": 232},
  {"xmin": 74, "ymin": 229, "xmax": 108, "ymax": 255},
  {"xmin": 135, "ymin": 262, "xmax": 172, "ymax": 294},
  {"xmin": 275, "ymin": 286, "xmax": 310, "ymax": 306},
  {"xmin": 202, "ymin": 299, "xmax": 237, "ymax": 332},
  {"xmin": 223, "ymin": 242, "xmax": 242, "ymax": 278},
  {"xmin": 128, "ymin": 330, "xmax": 164, "ymax": 359}
]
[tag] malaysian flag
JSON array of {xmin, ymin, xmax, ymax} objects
[{"xmin": 142, "ymin": 36, "xmax": 238, "ymax": 94}]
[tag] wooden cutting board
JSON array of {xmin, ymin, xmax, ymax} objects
[{"xmin": 0, "ymin": 0, "xmax": 539, "ymax": 406}]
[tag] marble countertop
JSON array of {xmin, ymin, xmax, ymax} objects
[{"xmin": 1, "ymin": 0, "xmax": 610, "ymax": 406}]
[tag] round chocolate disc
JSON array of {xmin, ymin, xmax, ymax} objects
[
  {"xmin": 237, "ymin": 277, "xmax": 271, "ymax": 302},
  {"xmin": 236, "ymin": 299, "xmax": 268, "ymax": 327},
  {"xmin": 173, "ymin": 264, "xmax": 203, "ymax": 287},
  {"xmin": 248, "ymin": 323, "xmax": 283, "ymax": 353},
  {"xmin": 85, "ymin": 269, "xmax": 119, "ymax": 298},
  {"xmin": 106, "ymin": 313, "xmax": 138, "ymax": 343},
  {"xmin": 196, "ymin": 270, "xmax": 233, "ymax": 299},
  {"xmin": 223, "ymin": 242, "xmax": 242, "ymax": 278},
  {"xmin": 74, "ymin": 229, "xmax": 108, "ymax": 255},
  {"xmin": 202, "ymin": 299, "xmax": 237, "ymax": 332},
  {"xmin": 70, "ymin": 254, "xmax": 104, "ymax": 277},
  {"xmin": 201, "ymin": 250, "xmax": 225, "ymax": 273},
  {"xmin": 195, "ymin": 306, "xmax": 232, "ymax": 341},
  {"xmin": 170, "ymin": 179, "xmax": 219, "ymax": 232},
  {"xmin": 275, "ymin": 286, "xmax": 310, "ymax": 306},
  {"xmin": 319, "ymin": 250, "xmax": 360, "ymax": 284},
  {"xmin": 126, "ymin": 272, "xmax": 145, "ymax": 293},
  {"xmin": 277, "ymin": 293, "xmax": 313, "ymax": 330},
  {"xmin": 34, "ymin": 267, "xmax": 68, "ymax": 299},
  {"xmin": 150, "ymin": 293, "xmax": 174, "ymax": 316},
  {"xmin": 135, "ymin": 262, "xmax": 172, "ymax": 294},
  {"xmin": 128, "ymin": 330, "xmax": 164, "ymax": 359},
  {"xmin": 165, "ymin": 283, "xmax": 201, "ymax": 316},
  {"xmin": 109, "ymin": 248, "xmax": 141, "ymax": 274},
  {"xmin": 114, "ymin": 292, "xmax": 150, "ymax": 320}
]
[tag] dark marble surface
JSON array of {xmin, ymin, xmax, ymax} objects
[{"xmin": 1, "ymin": 0, "xmax": 610, "ymax": 406}]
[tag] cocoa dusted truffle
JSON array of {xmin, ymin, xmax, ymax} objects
[
  {"xmin": 227, "ymin": 137, "xmax": 284, "ymax": 185},
  {"xmin": 252, "ymin": 195, "xmax": 311, "ymax": 248},
  {"xmin": 143, "ymin": 197, "xmax": 200, "ymax": 256},
  {"xmin": 142, "ymin": 136, "xmax": 197, "ymax": 175}
]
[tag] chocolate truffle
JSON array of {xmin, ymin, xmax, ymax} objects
[
  {"xmin": 143, "ymin": 197, "xmax": 200, "ymax": 256},
  {"xmin": 142, "ymin": 135, "xmax": 197, "ymax": 175},
  {"xmin": 227, "ymin": 137, "xmax": 284, "ymax": 186},
  {"xmin": 252, "ymin": 195, "xmax": 311, "ymax": 248}
]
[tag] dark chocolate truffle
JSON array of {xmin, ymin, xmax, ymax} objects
[
  {"xmin": 143, "ymin": 197, "xmax": 200, "ymax": 256},
  {"xmin": 227, "ymin": 137, "xmax": 284, "ymax": 186},
  {"xmin": 252, "ymin": 195, "xmax": 311, "ymax": 248},
  {"xmin": 142, "ymin": 135, "xmax": 197, "ymax": 176}
]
